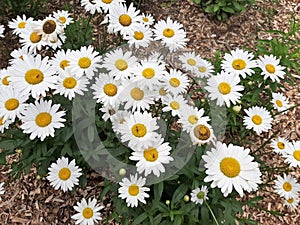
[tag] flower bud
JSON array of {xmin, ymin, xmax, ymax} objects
[
  {"xmin": 119, "ymin": 168, "xmax": 126, "ymax": 176},
  {"xmin": 233, "ymin": 105, "xmax": 242, "ymax": 113},
  {"xmin": 165, "ymin": 200, "xmax": 170, "ymax": 205},
  {"xmin": 183, "ymin": 195, "xmax": 190, "ymax": 202}
]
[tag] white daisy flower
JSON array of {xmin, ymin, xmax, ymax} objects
[
  {"xmin": 10, "ymin": 54, "xmax": 57, "ymax": 99},
  {"xmin": 283, "ymin": 141, "xmax": 300, "ymax": 168},
  {"xmin": 283, "ymin": 196, "xmax": 299, "ymax": 211},
  {"xmin": 178, "ymin": 104, "xmax": 210, "ymax": 133},
  {"xmin": 0, "ymin": 117, "xmax": 13, "ymax": 133},
  {"xmin": 190, "ymin": 186, "xmax": 209, "ymax": 205},
  {"xmin": 9, "ymin": 47, "xmax": 36, "ymax": 66},
  {"xmin": 91, "ymin": 73, "xmax": 123, "ymax": 107},
  {"xmin": 202, "ymin": 141, "xmax": 262, "ymax": 197},
  {"xmin": 178, "ymin": 51, "xmax": 202, "ymax": 73},
  {"xmin": 131, "ymin": 59, "xmax": 166, "ymax": 89},
  {"xmin": 194, "ymin": 58, "xmax": 215, "ymax": 78},
  {"xmin": 0, "ymin": 86, "xmax": 28, "ymax": 122},
  {"xmin": 19, "ymin": 26, "xmax": 47, "ymax": 53},
  {"xmin": 81, "ymin": 0, "xmax": 102, "ymax": 14},
  {"xmin": 121, "ymin": 81, "xmax": 155, "ymax": 112},
  {"xmin": 243, "ymin": 106, "xmax": 273, "ymax": 135},
  {"xmin": 108, "ymin": 3, "xmax": 142, "ymax": 36},
  {"xmin": 119, "ymin": 111, "xmax": 159, "ymax": 149},
  {"xmin": 102, "ymin": 48, "xmax": 137, "ymax": 81},
  {"xmin": 162, "ymin": 69, "xmax": 189, "ymax": 96},
  {"xmin": 20, "ymin": 100, "xmax": 66, "ymax": 141},
  {"xmin": 32, "ymin": 16, "xmax": 64, "ymax": 42},
  {"xmin": 274, "ymin": 174, "xmax": 300, "ymax": 200},
  {"xmin": 93, "ymin": 0, "xmax": 125, "ymax": 13},
  {"xmin": 99, "ymin": 104, "xmax": 119, "ymax": 121},
  {"xmin": 153, "ymin": 17, "xmax": 188, "ymax": 52},
  {"xmin": 153, "ymin": 84, "xmax": 169, "ymax": 102},
  {"xmin": 189, "ymin": 122, "xmax": 215, "ymax": 146},
  {"xmin": 205, "ymin": 70, "xmax": 244, "ymax": 107},
  {"xmin": 129, "ymin": 137, "xmax": 173, "ymax": 177},
  {"xmin": 123, "ymin": 24, "xmax": 153, "ymax": 48},
  {"xmin": 271, "ymin": 92, "xmax": 290, "ymax": 114},
  {"xmin": 49, "ymin": 49, "xmax": 72, "ymax": 74},
  {"xmin": 0, "ymin": 24, "xmax": 5, "ymax": 38},
  {"xmin": 270, "ymin": 137, "xmax": 289, "ymax": 155},
  {"xmin": 111, "ymin": 109, "xmax": 131, "ymax": 134},
  {"xmin": 8, "ymin": 14, "xmax": 34, "ymax": 36},
  {"xmin": 257, "ymin": 54, "xmax": 286, "ymax": 82},
  {"xmin": 47, "ymin": 156, "xmax": 82, "ymax": 192},
  {"xmin": 71, "ymin": 198, "xmax": 104, "ymax": 225},
  {"xmin": 140, "ymin": 13, "xmax": 155, "ymax": 27},
  {"xmin": 53, "ymin": 10, "xmax": 74, "ymax": 28},
  {"xmin": 118, "ymin": 173, "xmax": 150, "ymax": 207},
  {"xmin": 0, "ymin": 67, "xmax": 13, "ymax": 88},
  {"xmin": 53, "ymin": 70, "xmax": 89, "ymax": 100},
  {"xmin": 46, "ymin": 32, "xmax": 66, "ymax": 50},
  {"xmin": 69, "ymin": 46, "xmax": 102, "ymax": 79},
  {"xmin": 221, "ymin": 48, "xmax": 257, "ymax": 78},
  {"xmin": 162, "ymin": 94, "xmax": 188, "ymax": 117}
]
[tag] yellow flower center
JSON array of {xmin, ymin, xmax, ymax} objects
[
  {"xmin": 59, "ymin": 16, "xmax": 66, "ymax": 24},
  {"xmin": 193, "ymin": 124, "xmax": 211, "ymax": 141},
  {"xmin": 35, "ymin": 112, "xmax": 52, "ymax": 127},
  {"xmin": 58, "ymin": 167, "xmax": 71, "ymax": 180},
  {"xmin": 30, "ymin": 32, "xmax": 42, "ymax": 43},
  {"xmin": 144, "ymin": 147, "xmax": 159, "ymax": 162},
  {"xmin": 265, "ymin": 64, "xmax": 275, "ymax": 73},
  {"xmin": 128, "ymin": 184, "xmax": 139, "ymax": 196},
  {"xmin": 82, "ymin": 207, "xmax": 94, "ymax": 219},
  {"xmin": 143, "ymin": 17, "xmax": 149, "ymax": 22},
  {"xmin": 131, "ymin": 123, "xmax": 147, "ymax": 137},
  {"xmin": 102, "ymin": 0, "xmax": 112, "ymax": 3},
  {"xmin": 170, "ymin": 101, "xmax": 180, "ymax": 110},
  {"xmin": 251, "ymin": 115, "xmax": 262, "ymax": 125},
  {"xmin": 293, "ymin": 150, "xmax": 300, "ymax": 161},
  {"xmin": 115, "ymin": 59, "xmax": 128, "ymax": 71},
  {"xmin": 275, "ymin": 100, "xmax": 283, "ymax": 107},
  {"xmin": 187, "ymin": 58, "xmax": 196, "ymax": 66},
  {"xmin": 163, "ymin": 28, "xmax": 175, "ymax": 38},
  {"xmin": 130, "ymin": 87, "xmax": 144, "ymax": 100},
  {"xmin": 18, "ymin": 21, "xmax": 26, "ymax": 28},
  {"xmin": 218, "ymin": 82, "xmax": 231, "ymax": 95},
  {"xmin": 169, "ymin": 78, "xmax": 180, "ymax": 87},
  {"xmin": 188, "ymin": 115, "xmax": 198, "ymax": 124},
  {"xmin": 103, "ymin": 83, "xmax": 118, "ymax": 96},
  {"xmin": 119, "ymin": 14, "xmax": 132, "ymax": 26},
  {"xmin": 232, "ymin": 59, "xmax": 246, "ymax": 70},
  {"xmin": 287, "ymin": 198, "xmax": 294, "ymax": 204},
  {"xmin": 198, "ymin": 66, "xmax": 207, "ymax": 73},
  {"xmin": 283, "ymin": 182, "xmax": 292, "ymax": 192},
  {"xmin": 60, "ymin": 60, "xmax": 70, "ymax": 70},
  {"xmin": 5, "ymin": 98, "xmax": 19, "ymax": 111},
  {"xmin": 2, "ymin": 76, "xmax": 10, "ymax": 86},
  {"xmin": 142, "ymin": 68, "xmax": 155, "ymax": 79},
  {"xmin": 133, "ymin": 31, "xmax": 144, "ymax": 40},
  {"xmin": 78, "ymin": 57, "xmax": 91, "ymax": 69},
  {"xmin": 63, "ymin": 77, "xmax": 77, "ymax": 89},
  {"xmin": 25, "ymin": 69, "xmax": 44, "ymax": 85},
  {"xmin": 159, "ymin": 88, "xmax": 167, "ymax": 96},
  {"xmin": 43, "ymin": 19, "xmax": 56, "ymax": 34},
  {"xmin": 220, "ymin": 157, "xmax": 241, "ymax": 178},
  {"xmin": 197, "ymin": 191, "xmax": 205, "ymax": 200},
  {"xmin": 277, "ymin": 142, "xmax": 285, "ymax": 149}
]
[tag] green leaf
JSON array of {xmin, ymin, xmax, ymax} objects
[
  {"xmin": 171, "ymin": 183, "xmax": 189, "ymax": 204},
  {"xmin": 222, "ymin": 7, "xmax": 235, "ymax": 14},
  {"xmin": 132, "ymin": 212, "xmax": 148, "ymax": 225},
  {"xmin": 154, "ymin": 182, "xmax": 164, "ymax": 200}
]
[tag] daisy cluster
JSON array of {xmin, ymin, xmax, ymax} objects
[{"xmin": 0, "ymin": 0, "xmax": 298, "ymax": 224}]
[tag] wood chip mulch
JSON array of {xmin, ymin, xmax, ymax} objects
[{"xmin": 0, "ymin": 0, "xmax": 300, "ymax": 224}]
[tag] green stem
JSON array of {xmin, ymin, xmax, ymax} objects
[
  {"xmin": 273, "ymin": 103, "xmax": 300, "ymax": 117},
  {"xmin": 205, "ymin": 201, "xmax": 220, "ymax": 225}
]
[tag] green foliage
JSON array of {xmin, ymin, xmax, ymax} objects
[
  {"xmin": 193, "ymin": 0, "xmax": 256, "ymax": 21},
  {"xmin": 1, "ymin": 0, "xmax": 49, "ymax": 17}
]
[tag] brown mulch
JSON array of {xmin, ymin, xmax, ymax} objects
[{"xmin": 0, "ymin": 0, "xmax": 300, "ymax": 224}]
